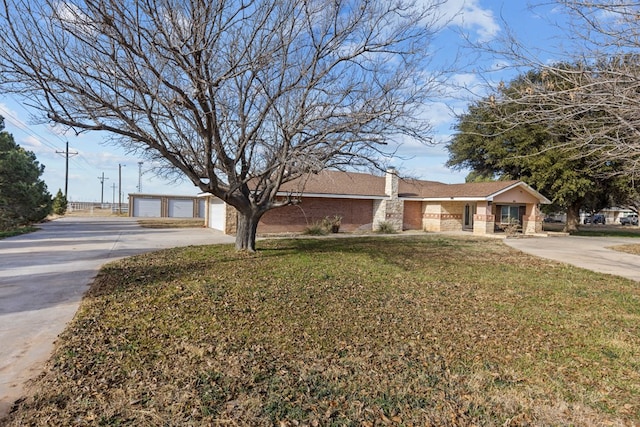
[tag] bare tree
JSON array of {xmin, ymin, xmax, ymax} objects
[
  {"xmin": 0, "ymin": 0, "xmax": 444, "ymax": 251},
  {"xmin": 467, "ymin": 2, "xmax": 640, "ymax": 181}
]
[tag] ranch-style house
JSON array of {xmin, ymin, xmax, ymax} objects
[{"xmin": 201, "ymin": 169, "xmax": 551, "ymax": 236}]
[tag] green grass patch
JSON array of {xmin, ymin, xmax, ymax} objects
[
  {"xmin": 0, "ymin": 225, "xmax": 38, "ymax": 239},
  {"xmin": 572, "ymin": 228, "xmax": 640, "ymax": 238},
  {"xmin": 543, "ymin": 223, "xmax": 640, "ymax": 238},
  {"xmin": 5, "ymin": 236, "xmax": 640, "ymax": 426}
]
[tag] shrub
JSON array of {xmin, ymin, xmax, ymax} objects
[
  {"xmin": 376, "ymin": 221, "xmax": 397, "ymax": 234},
  {"xmin": 503, "ymin": 218, "xmax": 521, "ymax": 237},
  {"xmin": 52, "ymin": 189, "xmax": 68, "ymax": 215},
  {"xmin": 302, "ymin": 221, "xmax": 328, "ymax": 235},
  {"xmin": 321, "ymin": 215, "xmax": 342, "ymax": 233}
]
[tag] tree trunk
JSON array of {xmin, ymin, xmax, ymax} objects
[
  {"xmin": 564, "ymin": 202, "xmax": 581, "ymax": 233},
  {"xmin": 235, "ymin": 209, "xmax": 263, "ymax": 252}
]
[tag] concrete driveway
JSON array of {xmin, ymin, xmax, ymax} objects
[
  {"xmin": 0, "ymin": 217, "xmax": 235, "ymax": 417},
  {"xmin": 504, "ymin": 235, "xmax": 640, "ymax": 282}
]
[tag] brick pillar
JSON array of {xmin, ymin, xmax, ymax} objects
[
  {"xmin": 522, "ymin": 203, "xmax": 542, "ymax": 234},
  {"xmin": 385, "ymin": 167, "xmax": 398, "ymax": 198},
  {"xmin": 473, "ymin": 214, "xmax": 496, "ymax": 235}
]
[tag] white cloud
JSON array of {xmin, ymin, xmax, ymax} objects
[
  {"xmin": 432, "ymin": 0, "xmax": 501, "ymax": 42},
  {"xmin": 20, "ymin": 135, "xmax": 43, "ymax": 150}
]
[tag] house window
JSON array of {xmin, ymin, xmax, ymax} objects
[{"xmin": 500, "ymin": 205, "xmax": 520, "ymax": 224}]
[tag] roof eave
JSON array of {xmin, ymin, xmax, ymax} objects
[
  {"xmin": 488, "ymin": 182, "xmax": 552, "ymax": 204},
  {"xmin": 402, "ymin": 196, "xmax": 491, "ymax": 202}
]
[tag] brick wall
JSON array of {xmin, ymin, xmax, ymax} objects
[
  {"xmin": 422, "ymin": 202, "xmax": 442, "ymax": 232},
  {"xmin": 422, "ymin": 201, "xmax": 464, "ymax": 232},
  {"xmin": 403, "ymin": 201, "xmax": 423, "ymax": 230},
  {"xmin": 258, "ymin": 197, "xmax": 374, "ymax": 233}
]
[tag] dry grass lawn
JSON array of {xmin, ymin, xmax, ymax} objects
[
  {"xmin": 4, "ymin": 235, "xmax": 640, "ymax": 426},
  {"xmin": 136, "ymin": 218, "xmax": 205, "ymax": 229},
  {"xmin": 611, "ymin": 244, "xmax": 640, "ymax": 256}
]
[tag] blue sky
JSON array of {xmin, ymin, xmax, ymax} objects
[{"xmin": 0, "ymin": 1, "xmax": 561, "ymax": 202}]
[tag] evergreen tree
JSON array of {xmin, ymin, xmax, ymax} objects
[
  {"xmin": 447, "ymin": 68, "xmax": 633, "ymax": 231},
  {"xmin": 52, "ymin": 188, "xmax": 67, "ymax": 215},
  {"xmin": 0, "ymin": 115, "xmax": 52, "ymax": 230}
]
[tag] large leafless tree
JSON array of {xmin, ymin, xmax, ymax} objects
[
  {"xmin": 471, "ymin": 2, "xmax": 640, "ymax": 185},
  {"xmin": 0, "ymin": 0, "xmax": 444, "ymax": 251}
]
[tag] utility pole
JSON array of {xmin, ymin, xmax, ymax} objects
[
  {"xmin": 118, "ymin": 163, "xmax": 126, "ymax": 214},
  {"xmin": 137, "ymin": 161, "xmax": 144, "ymax": 192},
  {"xmin": 97, "ymin": 173, "xmax": 109, "ymax": 205},
  {"xmin": 55, "ymin": 141, "xmax": 78, "ymax": 198},
  {"xmin": 111, "ymin": 183, "xmax": 117, "ymax": 205}
]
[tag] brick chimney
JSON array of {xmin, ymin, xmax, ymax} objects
[{"xmin": 385, "ymin": 167, "xmax": 398, "ymax": 199}]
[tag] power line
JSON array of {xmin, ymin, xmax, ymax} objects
[
  {"xmin": 55, "ymin": 141, "xmax": 78, "ymax": 197},
  {"xmin": 0, "ymin": 103, "xmax": 62, "ymax": 152},
  {"xmin": 1, "ymin": 98, "xmax": 100, "ymax": 174}
]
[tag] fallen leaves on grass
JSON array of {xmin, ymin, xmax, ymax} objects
[
  {"xmin": 609, "ymin": 244, "xmax": 640, "ymax": 256},
  {"xmin": 5, "ymin": 236, "xmax": 640, "ymax": 426}
]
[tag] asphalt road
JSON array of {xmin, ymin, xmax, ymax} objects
[{"xmin": 0, "ymin": 217, "xmax": 235, "ymax": 417}]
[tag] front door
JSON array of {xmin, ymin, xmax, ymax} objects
[{"xmin": 463, "ymin": 203, "xmax": 475, "ymax": 230}]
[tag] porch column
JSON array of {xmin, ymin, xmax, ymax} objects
[
  {"xmin": 522, "ymin": 203, "xmax": 542, "ymax": 234},
  {"xmin": 473, "ymin": 202, "xmax": 495, "ymax": 235}
]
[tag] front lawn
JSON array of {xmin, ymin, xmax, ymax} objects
[{"xmin": 5, "ymin": 236, "xmax": 639, "ymax": 426}]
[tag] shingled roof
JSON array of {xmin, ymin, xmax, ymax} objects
[
  {"xmin": 277, "ymin": 170, "xmax": 549, "ymax": 202},
  {"xmin": 278, "ymin": 170, "xmax": 387, "ymax": 197}
]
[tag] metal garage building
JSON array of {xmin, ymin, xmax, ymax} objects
[{"xmin": 129, "ymin": 194, "xmax": 205, "ymax": 219}]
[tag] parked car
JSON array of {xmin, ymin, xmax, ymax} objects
[
  {"xmin": 543, "ymin": 216, "xmax": 562, "ymax": 223},
  {"xmin": 620, "ymin": 214, "xmax": 638, "ymax": 226},
  {"xmin": 583, "ymin": 214, "xmax": 606, "ymax": 224}
]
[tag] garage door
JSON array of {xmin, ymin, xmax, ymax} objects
[
  {"xmin": 168, "ymin": 199, "xmax": 194, "ymax": 218},
  {"xmin": 198, "ymin": 199, "xmax": 206, "ymax": 218},
  {"xmin": 133, "ymin": 197, "xmax": 161, "ymax": 217},
  {"xmin": 208, "ymin": 198, "xmax": 226, "ymax": 230}
]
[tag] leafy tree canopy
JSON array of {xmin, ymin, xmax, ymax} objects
[
  {"xmin": 447, "ymin": 67, "xmax": 633, "ymax": 230},
  {"xmin": 0, "ymin": 115, "xmax": 52, "ymax": 230}
]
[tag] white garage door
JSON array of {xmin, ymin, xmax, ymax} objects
[
  {"xmin": 208, "ymin": 198, "xmax": 226, "ymax": 230},
  {"xmin": 133, "ymin": 197, "xmax": 161, "ymax": 217},
  {"xmin": 198, "ymin": 199, "xmax": 206, "ymax": 218},
  {"xmin": 168, "ymin": 199, "xmax": 194, "ymax": 218}
]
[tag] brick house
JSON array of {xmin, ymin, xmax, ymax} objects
[{"xmin": 202, "ymin": 169, "xmax": 551, "ymax": 236}]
